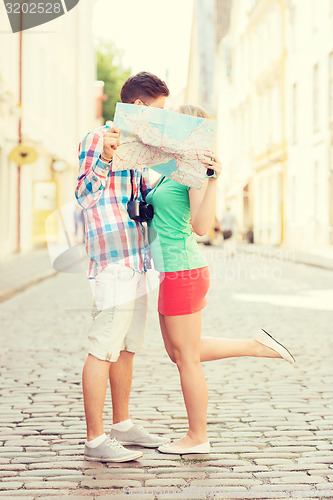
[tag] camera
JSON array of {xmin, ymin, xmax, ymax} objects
[
  {"xmin": 127, "ymin": 200, "xmax": 154, "ymax": 223},
  {"xmin": 127, "ymin": 169, "xmax": 154, "ymax": 223}
]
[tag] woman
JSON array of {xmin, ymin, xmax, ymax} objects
[{"xmin": 146, "ymin": 104, "xmax": 295, "ymax": 455}]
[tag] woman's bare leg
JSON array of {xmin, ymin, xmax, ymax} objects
[{"xmin": 159, "ymin": 312, "xmax": 208, "ymax": 447}]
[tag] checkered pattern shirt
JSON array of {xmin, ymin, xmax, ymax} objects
[{"xmin": 75, "ymin": 123, "xmax": 151, "ymax": 279}]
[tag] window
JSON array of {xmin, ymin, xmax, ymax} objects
[
  {"xmin": 292, "ymin": 82, "xmax": 297, "ymax": 143},
  {"xmin": 313, "ymin": 63, "xmax": 320, "ymax": 132},
  {"xmin": 291, "ymin": 176, "xmax": 296, "ymax": 222},
  {"xmin": 313, "ymin": 162, "xmax": 319, "ymax": 221},
  {"xmin": 291, "ymin": 6, "xmax": 297, "ymax": 51},
  {"xmin": 329, "ymin": 52, "xmax": 333, "ymax": 123},
  {"xmin": 267, "ymin": 89, "xmax": 272, "ymax": 147},
  {"xmin": 312, "ymin": 0, "xmax": 320, "ymax": 32},
  {"xmin": 330, "ymin": 136, "xmax": 333, "ymax": 172},
  {"xmin": 39, "ymin": 47, "xmax": 45, "ymax": 119}
]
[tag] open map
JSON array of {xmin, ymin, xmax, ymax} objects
[{"xmin": 112, "ymin": 103, "xmax": 217, "ymax": 189}]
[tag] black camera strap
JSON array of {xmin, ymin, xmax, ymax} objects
[
  {"xmin": 129, "ymin": 170, "xmax": 146, "ymax": 202},
  {"xmin": 129, "ymin": 170, "xmax": 135, "ymax": 202}
]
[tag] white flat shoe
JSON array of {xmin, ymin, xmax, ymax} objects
[
  {"xmin": 255, "ymin": 328, "xmax": 295, "ymax": 364},
  {"xmin": 158, "ymin": 441, "xmax": 210, "ymax": 455}
]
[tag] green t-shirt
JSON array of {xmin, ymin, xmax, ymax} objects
[{"xmin": 146, "ymin": 177, "xmax": 208, "ymax": 272}]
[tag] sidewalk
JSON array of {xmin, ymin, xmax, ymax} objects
[
  {"xmin": 0, "ymin": 245, "xmax": 87, "ymax": 303},
  {"xmin": 237, "ymin": 243, "xmax": 333, "ymax": 272},
  {"xmin": 0, "ymin": 248, "xmax": 56, "ymax": 303}
]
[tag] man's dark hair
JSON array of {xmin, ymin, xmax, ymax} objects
[{"xmin": 120, "ymin": 72, "xmax": 169, "ymax": 103}]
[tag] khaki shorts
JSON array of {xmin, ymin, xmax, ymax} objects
[{"xmin": 88, "ymin": 264, "xmax": 147, "ymax": 362}]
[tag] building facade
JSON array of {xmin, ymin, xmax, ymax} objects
[
  {"xmin": 0, "ymin": 0, "xmax": 97, "ymax": 260},
  {"xmin": 217, "ymin": 0, "xmax": 333, "ymax": 251},
  {"xmin": 186, "ymin": 0, "xmax": 232, "ymax": 219},
  {"xmin": 285, "ymin": 0, "xmax": 333, "ymax": 250},
  {"xmin": 217, "ymin": 0, "xmax": 285, "ymax": 244},
  {"xmin": 186, "ymin": 0, "xmax": 232, "ymax": 117}
]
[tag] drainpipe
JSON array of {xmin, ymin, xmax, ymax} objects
[{"xmin": 17, "ymin": 11, "xmax": 23, "ymax": 253}]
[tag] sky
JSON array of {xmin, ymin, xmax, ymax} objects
[{"xmin": 93, "ymin": 0, "xmax": 194, "ymax": 99}]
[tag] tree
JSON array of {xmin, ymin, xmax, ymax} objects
[{"xmin": 96, "ymin": 40, "xmax": 131, "ymax": 122}]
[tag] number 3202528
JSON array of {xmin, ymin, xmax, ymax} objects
[{"xmin": 5, "ymin": 3, "xmax": 62, "ymax": 14}]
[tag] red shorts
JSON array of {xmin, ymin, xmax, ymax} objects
[{"xmin": 158, "ymin": 267, "xmax": 210, "ymax": 316}]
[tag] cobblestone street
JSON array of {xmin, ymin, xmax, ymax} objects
[{"xmin": 0, "ymin": 246, "xmax": 333, "ymax": 499}]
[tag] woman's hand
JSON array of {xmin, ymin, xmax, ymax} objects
[
  {"xmin": 203, "ymin": 152, "xmax": 222, "ymax": 179},
  {"xmin": 189, "ymin": 151, "xmax": 222, "ymax": 236}
]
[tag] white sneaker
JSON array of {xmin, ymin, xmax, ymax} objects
[
  {"xmin": 84, "ymin": 437, "xmax": 142, "ymax": 462},
  {"xmin": 111, "ymin": 424, "xmax": 170, "ymax": 448}
]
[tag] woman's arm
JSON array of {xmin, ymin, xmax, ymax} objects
[{"xmin": 189, "ymin": 152, "xmax": 222, "ymax": 236}]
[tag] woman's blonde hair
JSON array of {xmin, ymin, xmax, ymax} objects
[{"xmin": 177, "ymin": 104, "xmax": 209, "ymax": 119}]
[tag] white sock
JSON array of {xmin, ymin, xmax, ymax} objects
[
  {"xmin": 85, "ymin": 433, "xmax": 107, "ymax": 448},
  {"xmin": 112, "ymin": 419, "xmax": 133, "ymax": 432}
]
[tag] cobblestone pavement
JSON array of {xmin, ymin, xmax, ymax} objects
[{"xmin": 1, "ymin": 246, "xmax": 333, "ymax": 499}]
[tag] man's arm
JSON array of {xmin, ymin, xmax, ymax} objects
[{"xmin": 75, "ymin": 126, "xmax": 120, "ymax": 209}]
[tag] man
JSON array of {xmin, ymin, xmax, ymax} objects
[
  {"xmin": 221, "ymin": 206, "xmax": 237, "ymax": 257},
  {"xmin": 75, "ymin": 72, "xmax": 170, "ymax": 462}
]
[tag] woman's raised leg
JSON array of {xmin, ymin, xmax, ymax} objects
[{"xmin": 199, "ymin": 336, "xmax": 283, "ymax": 362}]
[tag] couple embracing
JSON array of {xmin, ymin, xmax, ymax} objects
[{"xmin": 75, "ymin": 72, "xmax": 295, "ymax": 463}]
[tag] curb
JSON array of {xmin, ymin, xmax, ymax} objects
[
  {"xmin": 0, "ymin": 250, "xmax": 86, "ymax": 303},
  {"xmin": 0, "ymin": 269, "xmax": 58, "ymax": 303}
]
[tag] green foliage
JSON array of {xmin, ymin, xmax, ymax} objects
[{"xmin": 96, "ymin": 39, "xmax": 131, "ymax": 122}]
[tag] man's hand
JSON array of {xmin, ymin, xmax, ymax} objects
[{"xmin": 102, "ymin": 126, "xmax": 120, "ymax": 160}]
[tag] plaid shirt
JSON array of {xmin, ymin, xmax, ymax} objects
[{"xmin": 75, "ymin": 123, "xmax": 151, "ymax": 278}]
